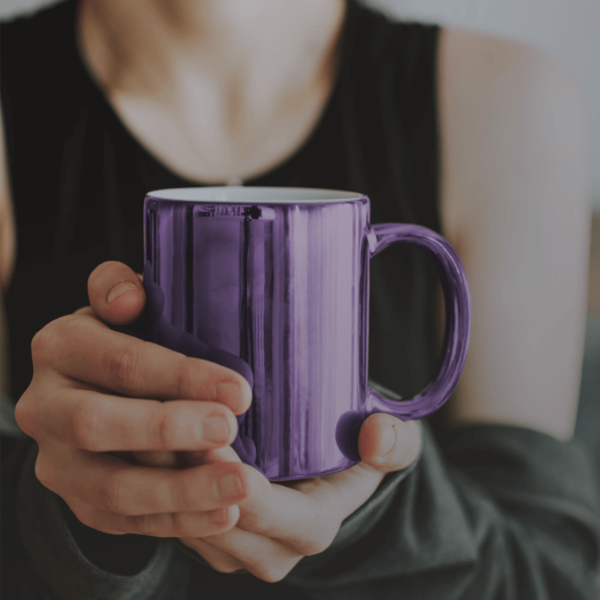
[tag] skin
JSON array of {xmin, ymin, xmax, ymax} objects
[{"xmin": 0, "ymin": 0, "xmax": 591, "ymax": 583}]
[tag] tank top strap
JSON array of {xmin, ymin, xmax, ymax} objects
[
  {"xmin": 335, "ymin": 6, "xmax": 443, "ymax": 400},
  {"xmin": 340, "ymin": 2, "xmax": 441, "ymax": 232}
]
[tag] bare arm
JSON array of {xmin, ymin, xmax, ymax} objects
[
  {"xmin": 0, "ymin": 101, "xmax": 16, "ymax": 399},
  {"xmin": 438, "ymin": 29, "xmax": 591, "ymax": 441}
]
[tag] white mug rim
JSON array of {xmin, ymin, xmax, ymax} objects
[{"xmin": 146, "ymin": 187, "xmax": 365, "ymax": 204}]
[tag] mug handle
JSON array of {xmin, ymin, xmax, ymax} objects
[{"xmin": 365, "ymin": 223, "xmax": 471, "ymax": 420}]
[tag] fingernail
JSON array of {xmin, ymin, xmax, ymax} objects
[
  {"xmin": 379, "ymin": 425, "xmax": 396, "ymax": 458},
  {"xmin": 201, "ymin": 415, "xmax": 230, "ymax": 444},
  {"xmin": 211, "ymin": 383, "xmax": 242, "ymax": 410},
  {"xmin": 208, "ymin": 507, "xmax": 229, "ymax": 524},
  {"xmin": 218, "ymin": 473, "xmax": 244, "ymax": 498},
  {"xmin": 107, "ymin": 282, "xmax": 138, "ymax": 304},
  {"xmin": 240, "ymin": 380, "xmax": 252, "ymax": 407}
]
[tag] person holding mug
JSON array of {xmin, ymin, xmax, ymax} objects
[{"xmin": 1, "ymin": 0, "xmax": 598, "ymax": 598}]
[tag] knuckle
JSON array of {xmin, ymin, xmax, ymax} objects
[
  {"xmin": 70, "ymin": 397, "xmax": 101, "ymax": 451},
  {"xmin": 170, "ymin": 512, "xmax": 191, "ymax": 538},
  {"xmin": 67, "ymin": 501, "xmax": 104, "ymax": 532},
  {"xmin": 170, "ymin": 471, "xmax": 198, "ymax": 513},
  {"xmin": 303, "ymin": 527, "xmax": 338, "ymax": 556},
  {"xmin": 254, "ymin": 562, "xmax": 296, "ymax": 584},
  {"xmin": 174, "ymin": 361, "xmax": 195, "ymax": 400},
  {"xmin": 14, "ymin": 395, "xmax": 35, "ymax": 436},
  {"xmin": 68, "ymin": 503, "xmax": 91, "ymax": 527},
  {"xmin": 34, "ymin": 316, "xmax": 79, "ymax": 360},
  {"xmin": 34, "ymin": 454, "xmax": 53, "ymax": 489},
  {"xmin": 154, "ymin": 405, "xmax": 179, "ymax": 450},
  {"xmin": 103, "ymin": 472, "xmax": 131, "ymax": 515},
  {"xmin": 30, "ymin": 324, "xmax": 59, "ymax": 366},
  {"xmin": 107, "ymin": 344, "xmax": 142, "ymax": 395},
  {"xmin": 129, "ymin": 514, "xmax": 156, "ymax": 536},
  {"xmin": 80, "ymin": 513, "xmax": 113, "ymax": 535},
  {"xmin": 210, "ymin": 560, "xmax": 241, "ymax": 574},
  {"xmin": 238, "ymin": 509, "xmax": 270, "ymax": 535}
]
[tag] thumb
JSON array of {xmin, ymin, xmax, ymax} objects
[
  {"xmin": 357, "ymin": 413, "xmax": 422, "ymax": 473},
  {"xmin": 88, "ymin": 261, "xmax": 145, "ymax": 327}
]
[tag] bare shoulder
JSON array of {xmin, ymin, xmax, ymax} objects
[
  {"xmin": 437, "ymin": 26, "xmax": 583, "ymax": 94},
  {"xmin": 436, "ymin": 26, "xmax": 588, "ymax": 242}
]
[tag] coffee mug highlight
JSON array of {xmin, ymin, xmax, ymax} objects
[{"xmin": 134, "ymin": 187, "xmax": 471, "ymax": 481}]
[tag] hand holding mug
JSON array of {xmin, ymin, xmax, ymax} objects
[
  {"xmin": 15, "ymin": 260, "xmax": 422, "ymax": 582},
  {"xmin": 14, "ymin": 260, "xmax": 255, "ymax": 538},
  {"xmin": 175, "ymin": 425, "xmax": 422, "ymax": 582},
  {"xmin": 80, "ymin": 261, "xmax": 424, "ymax": 582}
]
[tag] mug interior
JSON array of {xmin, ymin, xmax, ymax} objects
[{"xmin": 146, "ymin": 187, "xmax": 364, "ymax": 204}]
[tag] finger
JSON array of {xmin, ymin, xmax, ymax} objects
[
  {"xmin": 357, "ymin": 414, "xmax": 422, "ymax": 472},
  {"xmin": 133, "ymin": 450, "xmax": 179, "ymax": 469},
  {"xmin": 36, "ymin": 443, "xmax": 251, "ymax": 516},
  {"xmin": 35, "ymin": 313, "xmax": 251, "ymax": 414},
  {"xmin": 178, "ymin": 444, "xmax": 243, "ymax": 468},
  {"xmin": 36, "ymin": 386, "xmax": 240, "ymax": 452},
  {"xmin": 88, "ymin": 261, "xmax": 146, "ymax": 327},
  {"xmin": 230, "ymin": 448, "xmax": 399, "ymax": 557},
  {"xmin": 225, "ymin": 469, "xmax": 344, "ymax": 558},
  {"xmin": 179, "ymin": 537, "xmax": 246, "ymax": 574},
  {"xmin": 190, "ymin": 527, "xmax": 303, "ymax": 583},
  {"xmin": 65, "ymin": 495, "xmax": 241, "ymax": 538},
  {"xmin": 71, "ymin": 305, "xmax": 140, "ymax": 338}
]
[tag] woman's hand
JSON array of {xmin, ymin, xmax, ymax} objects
[
  {"xmin": 177, "ymin": 414, "xmax": 421, "ymax": 582},
  {"xmin": 16, "ymin": 260, "xmax": 421, "ymax": 581},
  {"xmin": 75, "ymin": 261, "xmax": 423, "ymax": 582},
  {"xmin": 14, "ymin": 261, "xmax": 255, "ymax": 539}
]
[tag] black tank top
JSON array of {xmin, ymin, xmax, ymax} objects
[{"xmin": 2, "ymin": 0, "xmax": 442, "ymax": 412}]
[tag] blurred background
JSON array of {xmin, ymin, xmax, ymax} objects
[
  {"xmin": 1, "ymin": 0, "xmax": 599, "ymax": 212},
  {"xmin": 1, "ymin": 0, "xmax": 598, "ymax": 461}
]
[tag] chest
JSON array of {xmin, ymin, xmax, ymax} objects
[{"xmin": 106, "ymin": 71, "xmax": 335, "ymax": 185}]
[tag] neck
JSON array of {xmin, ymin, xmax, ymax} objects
[{"xmin": 79, "ymin": 0, "xmax": 346, "ymax": 97}]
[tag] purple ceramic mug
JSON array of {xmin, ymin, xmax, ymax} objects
[{"xmin": 134, "ymin": 187, "xmax": 471, "ymax": 481}]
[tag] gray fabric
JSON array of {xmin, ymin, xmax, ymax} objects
[
  {"xmin": 281, "ymin": 424, "xmax": 600, "ymax": 599},
  {"xmin": 574, "ymin": 316, "xmax": 600, "ymax": 473},
  {"xmin": 4, "ymin": 410, "xmax": 600, "ymax": 598},
  {"xmin": 15, "ymin": 442, "xmax": 189, "ymax": 600}
]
